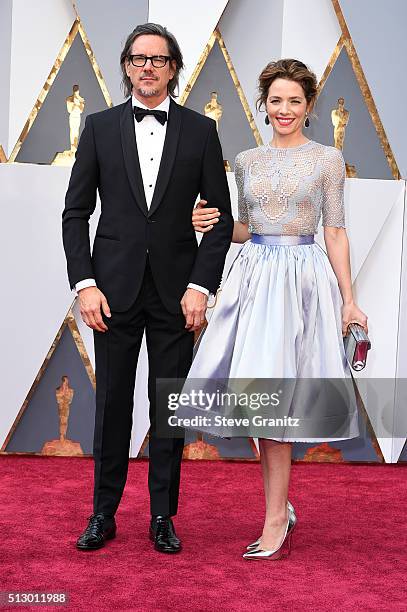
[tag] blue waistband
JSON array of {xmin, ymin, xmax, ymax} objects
[{"xmin": 251, "ymin": 234, "xmax": 315, "ymax": 246}]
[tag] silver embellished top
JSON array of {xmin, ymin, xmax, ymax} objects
[{"xmin": 234, "ymin": 140, "xmax": 346, "ymax": 235}]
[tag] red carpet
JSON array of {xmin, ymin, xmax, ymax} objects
[{"xmin": 0, "ymin": 457, "xmax": 405, "ymax": 612}]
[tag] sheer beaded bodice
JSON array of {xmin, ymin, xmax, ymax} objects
[{"xmin": 234, "ymin": 140, "xmax": 346, "ymax": 235}]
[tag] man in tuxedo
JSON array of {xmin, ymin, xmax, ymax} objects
[{"xmin": 62, "ymin": 23, "xmax": 233, "ymax": 553}]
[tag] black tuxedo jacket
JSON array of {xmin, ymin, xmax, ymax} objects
[{"xmin": 62, "ymin": 97, "xmax": 233, "ymax": 313}]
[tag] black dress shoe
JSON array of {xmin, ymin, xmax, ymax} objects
[
  {"xmin": 149, "ymin": 516, "xmax": 181, "ymax": 553},
  {"xmin": 76, "ymin": 513, "xmax": 116, "ymax": 550}
]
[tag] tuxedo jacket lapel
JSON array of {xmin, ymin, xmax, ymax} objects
[
  {"xmin": 120, "ymin": 98, "xmax": 148, "ymax": 216},
  {"xmin": 148, "ymin": 98, "xmax": 182, "ymax": 217}
]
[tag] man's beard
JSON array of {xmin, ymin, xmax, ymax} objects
[{"xmin": 137, "ymin": 86, "xmax": 159, "ymax": 97}]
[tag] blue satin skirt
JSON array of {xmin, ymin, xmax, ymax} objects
[{"xmin": 181, "ymin": 235, "xmax": 359, "ymax": 442}]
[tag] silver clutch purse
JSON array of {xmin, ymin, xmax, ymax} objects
[{"xmin": 344, "ymin": 323, "xmax": 371, "ymax": 371}]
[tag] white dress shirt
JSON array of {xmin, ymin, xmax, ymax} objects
[{"xmin": 75, "ymin": 95, "xmax": 208, "ymax": 296}]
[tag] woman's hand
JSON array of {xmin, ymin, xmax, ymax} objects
[
  {"xmin": 192, "ymin": 199, "xmax": 220, "ymax": 233},
  {"xmin": 342, "ymin": 301, "xmax": 368, "ymax": 336}
]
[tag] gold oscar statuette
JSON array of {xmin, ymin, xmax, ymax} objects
[
  {"xmin": 204, "ymin": 91, "xmax": 222, "ymax": 129},
  {"xmin": 204, "ymin": 91, "xmax": 230, "ymax": 171},
  {"xmin": 331, "ymin": 97, "xmax": 357, "ymax": 177},
  {"xmin": 41, "ymin": 375, "xmax": 83, "ymax": 456},
  {"xmin": 303, "ymin": 442, "xmax": 344, "ymax": 463},
  {"xmin": 52, "ymin": 85, "xmax": 85, "ymax": 167},
  {"xmin": 183, "ymin": 433, "xmax": 221, "ymax": 460},
  {"xmin": 345, "ymin": 163, "xmax": 357, "ymax": 178},
  {"xmin": 331, "ymin": 97, "xmax": 349, "ymax": 150}
]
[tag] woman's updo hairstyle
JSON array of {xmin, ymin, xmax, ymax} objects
[{"xmin": 256, "ymin": 58, "xmax": 318, "ymax": 113}]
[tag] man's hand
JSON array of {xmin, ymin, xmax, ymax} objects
[
  {"xmin": 78, "ymin": 286, "xmax": 111, "ymax": 332},
  {"xmin": 180, "ymin": 288, "xmax": 208, "ymax": 331}
]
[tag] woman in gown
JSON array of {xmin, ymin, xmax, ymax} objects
[{"xmin": 182, "ymin": 59, "xmax": 368, "ymax": 559}]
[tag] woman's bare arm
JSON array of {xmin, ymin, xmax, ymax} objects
[{"xmin": 324, "ymin": 226, "xmax": 368, "ymax": 334}]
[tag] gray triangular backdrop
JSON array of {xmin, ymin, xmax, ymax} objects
[
  {"xmin": 309, "ymin": 47, "xmax": 392, "ymax": 179},
  {"xmin": 184, "ymin": 39, "xmax": 257, "ymax": 171},
  {"xmin": 339, "ymin": 0, "xmax": 407, "ymax": 177},
  {"xmin": 16, "ymin": 33, "xmax": 109, "ymax": 164},
  {"xmin": 5, "ymin": 326, "xmax": 95, "ymax": 453},
  {"xmin": 74, "ymin": 0, "xmax": 149, "ymax": 105}
]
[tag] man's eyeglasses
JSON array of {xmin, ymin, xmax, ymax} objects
[{"xmin": 128, "ymin": 55, "xmax": 171, "ymax": 68}]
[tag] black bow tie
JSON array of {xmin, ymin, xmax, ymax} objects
[{"xmin": 133, "ymin": 106, "xmax": 167, "ymax": 125}]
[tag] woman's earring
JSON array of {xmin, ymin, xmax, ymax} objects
[
  {"xmin": 304, "ymin": 114, "xmax": 310, "ymax": 128},
  {"xmin": 265, "ymin": 115, "xmax": 270, "ymax": 125}
]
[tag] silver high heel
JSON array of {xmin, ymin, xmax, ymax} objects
[
  {"xmin": 243, "ymin": 511, "xmax": 296, "ymax": 560},
  {"xmin": 246, "ymin": 500, "xmax": 296, "ymax": 550}
]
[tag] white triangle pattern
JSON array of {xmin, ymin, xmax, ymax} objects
[
  {"xmin": 8, "ymin": 0, "xmax": 76, "ymax": 158},
  {"xmin": 220, "ymin": 0, "xmax": 341, "ymax": 145},
  {"xmin": 352, "ymin": 185, "xmax": 405, "ymax": 462},
  {"xmin": 149, "ymin": 0, "xmax": 230, "ymax": 100},
  {"xmin": 0, "ymin": 164, "xmax": 74, "ymax": 447},
  {"xmin": 346, "ymin": 179, "xmax": 404, "ymax": 283}
]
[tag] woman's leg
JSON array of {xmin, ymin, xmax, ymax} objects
[
  {"xmin": 259, "ymin": 442, "xmax": 270, "ymax": 511},
  {"xmin": 258, "ymin": 439, "xmax": 292, "ymax": 550}
]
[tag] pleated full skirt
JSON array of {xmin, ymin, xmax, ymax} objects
[{"xmin": 180, "ymin": 239, "xmax": 359, "ymax": 442}]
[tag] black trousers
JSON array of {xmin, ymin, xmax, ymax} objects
[{"xmin": 92, "ymin": 260, "xmax": 194, "ymax": 517}]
